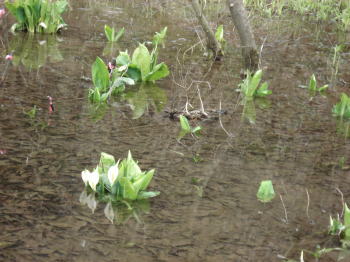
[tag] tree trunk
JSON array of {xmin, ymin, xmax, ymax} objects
[
  {"xmin": 226, "ymin": 0, "xmax": 258, "ymax": 70},
  {"xmin": 190, "ymin": 0, "xmax": 222, "ymax": 57}
]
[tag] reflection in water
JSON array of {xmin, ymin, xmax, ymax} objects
[
  {"xmin": 123, "ymin": 83, "xmax": 167, "ymax": 119},
  {"xmin": 336, "ymin": 120, "xmax": 350, "ymax": 138},
  {"xmin": 88, "ymin": 83, "xmax": 167, "ymax": 120},
  {"xmin": 80, "ymin": 191, "xmax": 150, "ymax": 224},
  {"xmin": 241, "ymin": 97, "xmax": 271, "ymax": 124},
  {"xmin": 8, "ymin": 33, "xmax": 63, "ymax": 70}
]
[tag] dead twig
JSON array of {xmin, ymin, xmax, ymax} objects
[
  {"xmin": 279, "ymin": 193, "xmax": 288, "ymax": 224},
  {"xmin": 335, "ymin": 187, "xmax": 345, "ymax": 217},
  {"xmin": 305, "ymin": 188, "xmax": 310, "ymax": 220},
  {"xmin": 219, "ymin": 100, "xmax": 234, "ymax": 137}
]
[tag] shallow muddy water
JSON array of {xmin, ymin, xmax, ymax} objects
[{"xmin": 1, "ymin": 1, "xmax": 350, "ymax": 261}]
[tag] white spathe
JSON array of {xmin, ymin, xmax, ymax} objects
[
  {"xmin": 107, "ymin": 160, "xmax": 120, "ymax": 186},
  {"xmin": 81, "ymin": 170, "xmax": 90, "ymax": 186},
  {"xmin": 89, "ymin": 169, "xmax": 100, "ymax": 191}
]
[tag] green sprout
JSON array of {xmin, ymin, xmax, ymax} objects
[
  {"xmin": 104, "ymin": 25, "xmax": 124, "ymax": 42},
  {"xmin": 332, "ymin": 93, "xmax": 350, "ymax": 119},
  {"xmin": 239, "ymin": 70, "xmax": 272, "ymax": 100},
  {"xmin": 257, "ymin": 180, "xmax": 275, "ymax": 203},
  {"xmin": 178, "ymin": 115, "xmax": 202, "ymax": 139},
  {"xmin": 307, "ymin": 74, "xmax": 328, "ymax": 96}
]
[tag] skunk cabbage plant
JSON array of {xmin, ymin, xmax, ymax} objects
[
  {"xmin": 81, "ymin": 152, "xmax": 159, "ymax": 201},
  {"xmin": 5, "ymin": 0, "xmax": 68, "ymax": 34}
]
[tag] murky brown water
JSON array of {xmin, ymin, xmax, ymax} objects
[{"xmin": 1, "ymin": 0, "xmax": 350, "ymax": 261}]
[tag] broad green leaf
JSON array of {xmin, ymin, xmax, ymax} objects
[
  {"xmin": 116, "ymin": 51, "xmax": 130, "ymax": 66},
  {"xmin": 247, "ymin": 70, "xmax": 262, "ymax": 97},
  {"xmin": 114, "ymin": 27, "xmax": 125, "ymax": 42},
  {"xmin": 256, "ymin": 82, "xmax": 272, "ymax": 97},
  {"xmin": 179, "ymin": 115, "xmax": 191, "ymax": 133},
  {"xmin": 99, "ymin": 152, "xmax": 115, "ymax": 174},
  {"xmin": 318, "ymin": 84, "xmax": 328, "ymax": 93},
  {"xmin": 126, "ymin": 66, "xmax": 142, "ymax": 82},
  {"xmin": 104, "ymin": 24, "xmax": 113, "ymax": 41},
  {"xmin": 137, "ymin": 191, "xmax": 160, "ymax": 200},
  {"xmin": 120, "ymin": 177, "xmax": 137, "ymax": 200},
  {"xmin": 145, "ymin": 63, "xmax": 169, "ymax": 81},
  {"xmin": 215, "ymin": 25, "xmax": 224, "ymax": 42},
  {"xmin": 192, "ymin": 126, "xmax": 202, "ymax": 134},
  {"xmin": 344, "ymin": 203, "xmax": 350, "ymax": 240},
  {"xmin": 153, "ymin": 27, "xmax": 167, "ymax": 47},
  {"xmin": 257, "ymin": 180, "xmax": 275, "ymax": 203},
  {"xmin": 132, "ymin": 44, "xmax": 151, "ymax": 81},
  {"xmin": 92, "ymin": 57, "xmax": 110, "ymax": 91},
  {"xmin": 133, "ymin": 169, "xmax": 155, "ymax": 193}
]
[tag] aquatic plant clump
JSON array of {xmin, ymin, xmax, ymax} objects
[
  {"xmin": 89, "ymin": 27, "xmax": 169, "ymax": 103},
  {"xmin": 5, "ymin": 0, "xmax": 68, "ymax": 34},
  {"xmin": 81, "ymin": 152, "xmax": 159, "ymax": 201}
]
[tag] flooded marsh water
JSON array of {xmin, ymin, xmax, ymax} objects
[{"xmin": 0, "ymin": 0, "xmax": 350, "ymax": 261}]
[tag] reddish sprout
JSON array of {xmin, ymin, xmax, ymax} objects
[{"xmin": 5, "ymin": 54, "xmax": 13, "ymax": 61}]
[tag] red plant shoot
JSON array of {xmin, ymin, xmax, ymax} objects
[{"xmin": 47, "ymin": 96, "xmax": 54, "ymax": 113}]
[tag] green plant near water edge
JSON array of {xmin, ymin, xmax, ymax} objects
[
  {"xmin": 239, "ymin": 70, "xmax": 272, "ymax": 100},
  {"xmin": 178, "ymin": 115, "xmax": 202, "ymax": 139},
  {"xmin": 104, "ymin": 25, "xmax": 124, "ymax": 42},
  {"xmin": 257, "ymin": 180, "xmax": 275, "ymax": 203},
  {"xmin": 5, "ymin": 0, "xmax": 68, "ymax": 34},
  {"xmin": 332, "ymin": 93, "xmax": 350, "ymax": 119},
  {"xmin": 81, "ymin": 151, "xmax": 159, "ymax": 202}
]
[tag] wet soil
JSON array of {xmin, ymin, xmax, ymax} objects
[{"xmin": 0, "ymin": 0, "xmax": 350, "ymax": 261}]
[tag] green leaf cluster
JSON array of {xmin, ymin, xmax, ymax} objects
[
  {"xmin": 239, "ymin": 70, "xmax": 272, "ymax": 100},
  {"xmin": 5, "ymin": 0, "xmax": 68, "ymax": 34},
  {"xmin": 257, "ymin": 180, "xmax": 275, "ymax": 203},
  {"xmin": 112, "ymin": 27, "xmax": 169, "ymax": 82},
  {"xmin": 329, "ymin": 203, "xmax": 350, "ymax": 247},
  {"xmin": 82, "ymin": 152, "xmax": 159, "ymax": 201},
  {"xmin": 178, "ymin": 115, "xmax": 202, "ymax": 139},
  {"xmin": 333, "ymin": 93, "xmax": 350, "ymax": 119},
  {"xmin": 89, "ymin": 28, "xmax": 169, "ymax": 103},
  {"xmin": 104, "ymin": 25, "xmax": 124, "ymax": 42}
]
